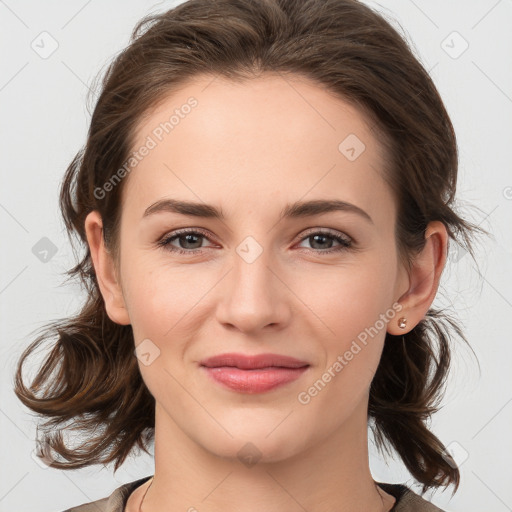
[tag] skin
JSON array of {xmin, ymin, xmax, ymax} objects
[{"xmin": 85, "ymin": 73, "xmax": 448, "ymax": 512}]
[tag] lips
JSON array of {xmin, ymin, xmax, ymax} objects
[
  {"xmin": 200, "ymin": 352, "xmax": 309, "ymax": 370},
  {"xmin": 200, "ymin": 353, "xmax": 310, "ymax": 393}
]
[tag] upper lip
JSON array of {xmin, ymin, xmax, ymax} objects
[{"xmin": 200, "ymin": 352, "xmax": 309, "ymax": 370}]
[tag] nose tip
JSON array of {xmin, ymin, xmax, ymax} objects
[{"xmin": 215, "ymin": 257, "xmax": 290, "ymax": 334}]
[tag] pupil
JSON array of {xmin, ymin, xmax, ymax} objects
[
  {"xmin": 182, "ymin": 234, "xmax": 201, "ymax": 248},
  {"xmin": 312, "ymin": 234, "xmax": 331, "ymax": 249}
]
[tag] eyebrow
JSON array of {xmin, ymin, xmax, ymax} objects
[{"xmin": 142, "ymin": 198, "xmax": 373, "ymax": 224}]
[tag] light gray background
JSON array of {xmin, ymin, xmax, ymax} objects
[{"xmin": 1, "ymin": 1, "xmax": 511, "ymax": 511}]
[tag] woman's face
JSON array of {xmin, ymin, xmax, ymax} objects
[{"xmin": 102, "ymin": 73, "xmax": 410, "ymax": 462}]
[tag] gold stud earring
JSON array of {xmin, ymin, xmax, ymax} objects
[{"xmin": 397, "ymin": 317, "xmax": 407, "ymax": 329}]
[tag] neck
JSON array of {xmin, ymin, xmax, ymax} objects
[{"xmin": 141, "ymin": 399, "xmax": 395, "ymax": 512}]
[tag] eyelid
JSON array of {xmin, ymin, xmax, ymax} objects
[
  {"xmin": 294, "ymin": 226, "xmax": 352, "ymax": 243},
  {"xmin": 157, "ymin": 227, "xmax": 218, "ymax": 247}
]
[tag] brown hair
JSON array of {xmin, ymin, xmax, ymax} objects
[{"xmin": 14, "ymin": 0, "xmax": 486, "ymax": 495}]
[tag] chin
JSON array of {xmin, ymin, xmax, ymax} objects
[{"xmin": 198, "ymin": 421, "xmax": 309, "ymax": 466}]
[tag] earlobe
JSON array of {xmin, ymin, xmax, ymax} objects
[
  {"xmin": 84, "ymin": 210, "xmax": 131, "ymax": 326},
  {"xmin": 388, "ymin": 221, "xmax": 448, "ymax": 335}
]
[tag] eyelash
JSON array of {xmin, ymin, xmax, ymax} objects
[{"xmin": 156, "ymin": 227, "xmax": 353, "ymax": 256}]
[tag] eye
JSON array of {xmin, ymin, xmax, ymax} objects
[
  {"xmin": 156, "ymin": 228, "xmax": 215, "ymax": 255},
  {"xmin": 295, "ymin": 229, "xmax": 353, "ymax": 255},
  {"xmin": 157, "ymin": 227, "xmax": 353, "ymax": 256}
]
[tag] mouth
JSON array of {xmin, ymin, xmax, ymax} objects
[{"xmin": 199, "ymin": 352, "xmax": 310, "ymax": 393}]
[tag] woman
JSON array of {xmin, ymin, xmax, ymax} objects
[{"xmin": 14, "ymin": 0, "xmax": 485, "ymax": 510}]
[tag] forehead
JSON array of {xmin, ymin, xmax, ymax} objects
[{"xmin": 123, "ymin": 72, "xmax": 393, "ymax": 224}]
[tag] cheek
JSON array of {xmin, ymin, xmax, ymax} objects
[
  {"xmin": 300, "ymin": 257, "xmax": 397, "ymax": 396},
  {"xmin": 297, "ymin": 259, "xmax": 395, "ymax": 340},
  {"xmin": 296, "ymin": 269, "xmax": 394, "ymax": 418},
  {"xmin": 121, "ymin": 252, "xmax": 205, "ymax": 338}
]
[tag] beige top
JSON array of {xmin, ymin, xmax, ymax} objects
[{"xmin": 61, "ymin": 476, "xmax": 446, "ymax": 512}]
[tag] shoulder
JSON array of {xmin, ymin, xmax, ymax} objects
[
  {"xmin": 59, "ymin": 475, "xmax": 153, "ymax": 512},
  {"xmin": 376, "ymin": 482, "xmax": 447, "ymax": 512},
  {"xmin": 60, "ymin": 496, "xmax": 109, "ymax": 512}
]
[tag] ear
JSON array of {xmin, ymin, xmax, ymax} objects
[
  {"xmin": 388, "ymin": 220, "xmax": 448, "ymax": 335},
  {"xmin": 84, "ymin": 210, "xmax": 131, "ymax": 325}
]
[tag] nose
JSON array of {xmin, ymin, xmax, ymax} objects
[{"xmin": 215, "ymin": 246, "xmax": 291, "ymax": 335}]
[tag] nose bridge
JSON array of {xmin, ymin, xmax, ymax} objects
[
  {"xmin": 216, "ymin": 233, "xmax": 288, "ymax": 332},
  {"xmin": 232, "ymin": 234, "xmax": 277, "ymax": 304}
]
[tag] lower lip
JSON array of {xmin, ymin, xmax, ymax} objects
[{"xmin": 201, "ymin": 366, "xmax": 309, "ymax": 393}]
